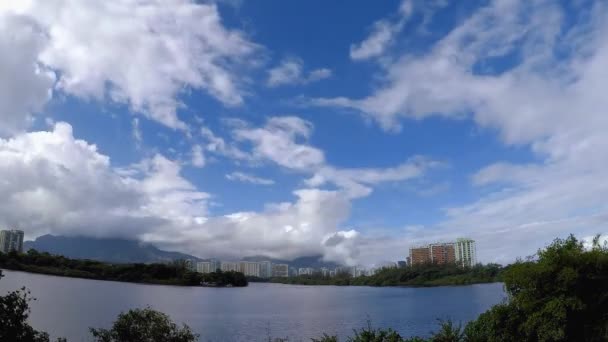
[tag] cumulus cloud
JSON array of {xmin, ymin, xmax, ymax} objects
[
  {"xmin": 1, "ymin": 0, "xmax": 260, "ymax": 130},
  {"xmin": 0, "ymin": 13, "xmax": 55, "ymax": 136},
  {"xmin": 226, "ymin": 171, "xmax": 274, "ymax": 185},
  {"xmin": 0, "ymin": 122, "xmax": 207, "ymax": 240},
  {"xmin": 233, "ymin": 116, "xmax": 326, "ymax": 171},
  {"xmin": 267, "ymin": 58, "xmax": 332, "ymax": 87},
  {"xmin": 318, "ymin": 0, "xmax": 608, "ymax": 263},
  {"xmin": 0, "ymin": 122, "xmax": 355, "ymax": 263}
]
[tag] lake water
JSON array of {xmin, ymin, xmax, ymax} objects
[{"xmin": 0, "ymin": 270, "xmax": 505, "ymax": 341}]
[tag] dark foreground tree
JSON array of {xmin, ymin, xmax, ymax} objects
[
  {"xmin": 0, "ymin": 270, "xmax": 60, "ymax": 342},
  {"xmin": 90, "ymin": 307, "xmax": 199, "ymax": 342}
]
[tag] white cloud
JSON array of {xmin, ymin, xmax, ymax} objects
[
  {"xmin": 349, "ymin": 0, "xmax": 412, "ymax": 61},
  {"xmin": 0, "ymin": 123, "xmax": 356, "ymax": 263},
  {"xmin": 132, "ymin": 118, "xmax": 142, "ymax": 148},
  {"xmin": 226, "ymin": 171, "xmax": 274, "ymax": 185},
  {"xmin": 0, "ymin": 122, "xmax": 208, "ymax": 240},
  {"xmin": 319, "ymin": 0, "xmax": 608, "ymax": 263},
  {"xmin": 267, "ymin": 58, "xmax": 332, "ymax": 87},
  {"xmin": 191, "ymin": 145, "xmax": 206, "ymax": 168},
  {"xmin": 306, "ymin": 157, "xmax": 442, "ymax": 198},
  {"xmin": 233, "ymin": 116, "xmax": 326, "ymax": 171},
  {"xmin": 1, "ymin": 0, "xmax": 260, "ymax": 130},
  {"xmin": 0, "ymin": 13, "xmax": 55, "ymax": 136}
]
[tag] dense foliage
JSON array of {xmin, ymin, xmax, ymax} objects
[
  {"xmin": 90, "ymin": 307, "xmax": 198, "ymax": 342},
  {"xmin": 199, "ymin": 270, "xmax": 248, "ymax": 287},
  {"xmin": 0, "ymin": 249, "xmax": 247, "ymax": 287},
  {"xmin": 463, "ymin": 234, "xmax": 608, "ymax": 341},
  {"xmin": 271, "ymin": 263, "xmax": 502, "ymax": 287}
]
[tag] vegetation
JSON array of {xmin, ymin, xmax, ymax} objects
[
  {"xmin": 271, "ymin": 263, "xmax": 503, "ymax": 287},
  {"xmin": 199, "ymin": 269, "xmax": 248, "ymax": 287},
  {"xmin": 90, "ymin": 307, "xmax": 198, "ymax": 342},
  {"xmin": 462, "ymin": 234, "xmax": 608, "ymax": 341},
  {"xmin": 0, "ymin": 249, "xmax": 247, "ymax": 287},
  {"xmin": 0, "ymin": 270, "xmax": 65, "ymax": 342}
]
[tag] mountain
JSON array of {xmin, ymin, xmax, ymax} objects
[
  {"xmin": 23, "ymin": 235, "xmax": 201, "ymax": 264},
  {"xmin": 243, "ymin": 255, "xmax": 341, "ymax": 269}
]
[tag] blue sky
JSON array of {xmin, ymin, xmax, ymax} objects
[{"xmin": 1, "ymin": 0, "xmax": 607, "ymax": 265}]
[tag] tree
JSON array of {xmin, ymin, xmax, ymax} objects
[
  {"xmin": 0, "ymin": 270, "xmax": 57, "ymax": 342},
  {"xmin": 90, "ymin": 307, "xmax": 199, "ymax": 342},
  {"xmin": 464, "ymin": 234, "xmax": 608, "ymax": 341}
]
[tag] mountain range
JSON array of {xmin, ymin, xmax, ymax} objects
[
  {"xmin": 24, "ymin": 235, "xmax": 341, "ymax": 268},
  {"xmin": 24, "ymin": 235, "xmax": 201, "ymax": 264}
]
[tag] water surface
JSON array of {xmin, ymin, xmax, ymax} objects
[{"xmin": 0, "ymin": 270, "xmax": 505, "ymax": 341}]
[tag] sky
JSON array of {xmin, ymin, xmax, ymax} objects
[{"xmin": 1, "ymin": 0, "xmax": 607, "ymax": 266}]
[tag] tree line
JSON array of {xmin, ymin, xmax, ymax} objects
[
  {"xmin": 271, "ymin": 263, "xmax": 503, "ymax": 287},
  {"xmin": 0, "ymin": 249, "xmax": 247, "ymax": 287}
]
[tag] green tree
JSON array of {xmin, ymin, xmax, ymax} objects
[
  {"xmin": 90, "ymin": 307, "xmax": 199, "ymax": 342},
  {"xmin": 464, "ymin": 234, "xmax": 608, "ymax": 341}
]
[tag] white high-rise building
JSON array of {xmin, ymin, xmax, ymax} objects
[
  {"xmin": 0, "ymin": 230, "xmax": 24, "ymax": 254},
  {"xmin": 220, "ymin": 261, "xmax": 240, "ymax": 272},
  {"xmin": 259, "ymin": 261, "xmax": 272, "ymax": 278},
  {"xmin": 239, "ymin": 261, "xmax": 261, "ymax": 277},
  {"xmin": 196, "ymin": 260, "xmax": 220, "ymax": 274},
  {"xmin": 454, "ymin": 238, "xmax": 477, "ymax": 267}
]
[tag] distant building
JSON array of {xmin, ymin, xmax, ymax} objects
[
  {"xmin": 397, "ymin": 260, "xmax": 407, "ymax": 268},
  {"xmin": 298, "ymin": 267, "xmax": 314, "ymax": 276},
  {"xmin": 320, "ymin": 267, "xmax": 330, "ymax": 277},
  {"xmin": 409, "ymin": 246, "xmax": 431, "ymax": 265},
  {"xmin": 429, "ymin": 243, "xmax": 456, "ymax": 264},
  {"xmin": 220, "ymin": 261, "xmax": 240, "ymax": 272},
  {"xmin": 239, "ymin": 261, "xmax": 261, "ymax": 277},
  {"xmin": 0, "ymin": 229, "xmax": 24, "ymax": 254},
  {"xmin": 409, "ymin": 238, "xmax": 477, "ymax": 267},
  {"xmin": 259, "ymin": 261, "xmax": 272, "ymax": 278},
  {"xmin": 272, "ymin": 263, "xmax": 289, "ymax": 277},
  {"xmin": 196, "ymin": 260, "xmax": 220, "ymax": 274},
  {"xmin": 455, "ymin": 238, "xmax": 477, "ymax": 267}
]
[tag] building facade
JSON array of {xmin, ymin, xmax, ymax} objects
[
  {"xmin": 259, "ymin": 261, "xmax": 272, "ymax": 278},
  {"xmin": 196, "ymin": 260, "xmax": 220, "ymax": 274},
  {"xmin": 0, "ymin": 230, "xmax": 24, "ymax": 254},
  {"xmin": 454, "ymin": 238, "xmax": 477, "ymax": 267},
  {"xmin": 409, "ymin": 246, "xmax": 431, "ymax": 265},
  {"xmin": 239, "ymin": 261, "xmax": 261, "ymax": 277},
  {"xmin": 272, "ymin": 263, "xmax": 289, "ymax": 277},
  {"xmin": 429, "ymin": 243, "xmax": 456, "ymax": 264},
  {"xmin": 220, "ymin": 261, "xmax": 240, "ymax": 272}
]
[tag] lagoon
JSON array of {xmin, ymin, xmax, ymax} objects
[{"xmin": 0, "ymin": 270, "xmax": 505, "ymax": 341}]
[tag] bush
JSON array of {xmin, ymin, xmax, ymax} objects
[{"xmin": 90, "ymin": 307, "xmax": 199, "ymax": 342}]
